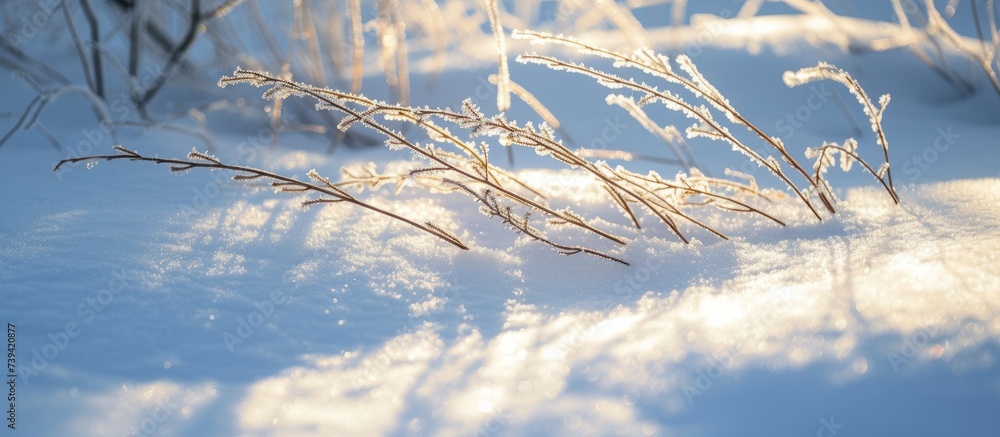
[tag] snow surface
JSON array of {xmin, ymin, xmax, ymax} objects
[{"xmin": 2, "ymin": 2, "xmax": 999, "ymax": 436}]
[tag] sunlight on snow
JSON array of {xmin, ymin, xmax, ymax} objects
[
  {"xmin": 139, "ymin": 148, "xmax": 334, "ymax": 285},
  {"xmin": 304, "ymin": 197, "xmax": 462, "ymax": 296},
  {"xmin": 514, "ymin": 169, "xmax": 608, "ymax": 205},
  {"xmin": 238, "ymin": 327, "xmax": 442, "ymax": 435},
  {"xmin": 685, "ymin": 13, "xmax": 921, "ymax": 55},
  {"xmin": 219, "ymin": 180, "xmax": 1000, "ymax": 436},
  {"xmin": 70, "ymin": 381, "xmax": 218, "ymax": 436},
  {"xmin": 142, "ymin": 199, "xmax": 290, "ymax": 285},
  {"xmin": 144, "ymin": 182, "xmax": 466, "ymax": 299},
  {"xmin": 100, "ymin": 169, "xmax": 1000, "ymax": 436}
]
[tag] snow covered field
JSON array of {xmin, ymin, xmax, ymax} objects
[{"xmin": 1, "ymin": 1, "xmax": 999, "ymax": 436}]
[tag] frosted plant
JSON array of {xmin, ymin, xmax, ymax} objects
[
  {"xmin": 484, "ymin": 0, "xmax": 511, "ymax": 113},
  {"xmin": 219, "ymin": 69, "xmax": 630, "ymax": 252},
  {"xmin": 0, "ymin": 0, "xmax": 443, "ymax": 153},
  {"xmin": 494, "ymin": 74, "xmax": 573, "ymax": 143},
  {"xmin": 52, "ymin": 145, "xmax": 468, "ymax": 251},
  {"xmin": 218, "ymin": 68, "xmax": 798, "ymax": 246},
  {"xmin": 56, "ymin": 24, "xmax": 900, "ymax": 265},
  {"xmin": 335, "ymin": 162, "xmax": 458, "ymax": 195},
  {"xmin": 348, "ymin": 0, "xmax": 365, "ymax": 92},
  {"xmin": 784, "ymin": 64, "xmax": 898, "ymax": 204},
  {"xmin": 513, "ymin": 30, "xmax": 899, "ymax": 219},
  {"xmin": 604, "ymin": 94, "xmax": 699, "ymax": 171},
  {"xmin": 444, "ymin": 179, "xmax": 628, "ymax": 265},
  {"xmin": 0, "ymin": 85, "xmax": 118, "ymax": 150},
  {"xmin": 891, "ymin": 0, "xmax": 1000, "ymax": 98},
  {"xmin": 513, "ymin": 31, "xmax": 829, "ymax": 218},
  {"xmin": 372, "ymin": 0, "xmax": 411, "ymax": 106}
]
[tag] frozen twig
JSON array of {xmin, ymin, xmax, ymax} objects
[{"xmin": 53, "ymin": 146, "xmax": 469, "ymax": 251}]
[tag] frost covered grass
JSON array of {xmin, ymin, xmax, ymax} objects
[
  {"xmin": 3, "ymin": 0, "xmax": 996, "ymax": 160},
  {"xmin": 890, "ymin": 0, "xmax": 1000, "ymax": 98},
  {"xmin": 54, "ymin": 145, "xmax": 469, "ymax": 250},
  {"xmin": 684, "ymin": 1, "xmax": 1000, "ymax": 101},
  {"xmin": 59, "ymin": 32, "xmax": 898, "ymax": 266},
  {"xmin": 0, "ymin": 0, "xmax": 441, "ymax": 153},
  {"xmin": 515, "ymin": 31, "xmax": 898, "ymax": 215},
  {"xmin": 4, "ymin": 2, "xmax": 1000, "ymax": 436}
]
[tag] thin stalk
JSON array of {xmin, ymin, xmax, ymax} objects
[
  {"xmin": 79, "ymin": 0, "xmax": 104, "ymax": 98},
  {"xmin": 53, "ymin": 146, "xmax": 469, "ymax": 250},
  {"xmin": 62, "ymin": 0, "xmax": 98, "ymax": 98}
]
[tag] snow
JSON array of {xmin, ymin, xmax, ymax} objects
[{"xmin": 2, "ymin": 2, "xmax": 999, "ymax": 436}]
